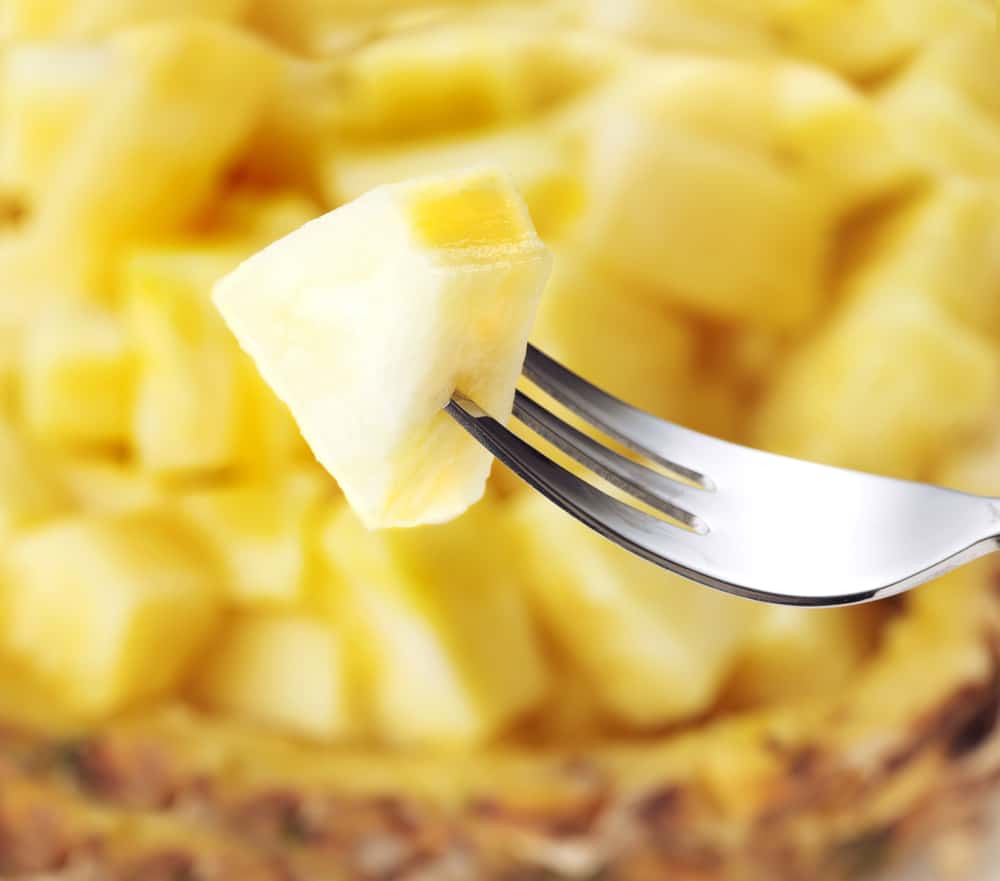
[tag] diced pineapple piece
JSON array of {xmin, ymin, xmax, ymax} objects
[
  {"xmin": 513, "ymin": 493, "xmax": 753, "ymax": 727},
  {"xmin": 880, "ymin": 13, "xmax": 1000, "ymax": 178},
  {"xmin": 247, "ymin": 0, "xmax": 471, "ymax": 54},
  {"xmin": 328, "ymin": 25, "xmax": 616, "ymax": 142},
  {"xmin": 882, "ymin": 78, "xmax": 1000, "ymax": 180},
  {"xmin": 586, "ymin": 0, "xmax": 776, "ymax": 54},
  {"xmin": 196, "ymin": 613, "xmax": 354, "ymax": 741},
  {"xmin": 938, "ymin": 416, "xmax": 1000, "ymax": 498},
  {"xmin": 30, "ymin": 22, "xmax": 282, "ymax": 288},
  {"xmin": 124, "ymin": 245, "xmax": 246, "ymax": 473},
  {"xmin": 0, "ymin": 655, "xmax": 85, "ymax": 734},
  {"xmin": 0, "ymin": 248, "xmax": 35, "ymax": 415},
  {"xmin": 0, "ymin": 337, "xmax": 15, "ymax": 418},
  {"xmin": 768, "ymin": 0, "xmax": 918, "ymax": 79},
  {"xmin": 2, "ymin": 512, "xmax": 222, "ymax": 717},
  {"xmin": 19, "ymin": 305, "xmax": 133, "ymax": 448},
  {"xmin": 579, "ymin": 61, "xmax": 828, "ymax": 329},
  {"xmin": 209, "ymin": 189, "xmax": 323, "ymax": 247},
  {"xmin": 58, "ymin": 459, "xmax": 163, "ymax": 515},
  {"xmin": 176, "ymin": 470, "xmax": 329, "ymax": 608},
  {"xmin": 774, "ymin": 64, "xmax": 916, "ymax": 208},
  {"xmin": 587, "ymin": 0, "xmax": 971, "ymax": 78},
  {"xmin": 849, "ymin": 182, "xmax": 1000, "ymax": 336},
  {"xmin": 530, "ymin": 251, "xmax": 696, "ymax": 422},
  {"xmin": 236, "ymin": 356, "xmax": 313, "ymax": 470},
  {"xmin": 2, "ymin": 0, "xmax": 250, "ymax": 39},
  {"xmin": 0, "ymin": 44, "xmax": 114, "ymax": 202},
  {"xmin": 327, "ymin": 122, "xmax": 584, "ymax": 241},
  {"xmin": 908, "ymin": 11, "xmax": 1000, "ymax": 121},
  {"xmin": 125, "ymin": 241, "xmax": 307, "ymax": 474},
  {"xmin": 245, "ymin": 59, "xmax": 347, "ymax": 190},
  {"xmin": 0, "ymin": 417, "xmax": 71, "ymax": 538},
  {"xmin": 754, "ymin": 292, "xmax": 1000, "ymax": 479},
  {"xmin": 246, "ymin": 0, "xmax": 387, "ymax": 53},
  {"xmin": 0, "ymin": 0, "xmax": 69, "ymax": 38},
  {"xmin": 728, "ymin": 605, "xmax": 880, "ymax": 707},
  {"xmin": 319, "ymin": 500, "xmax": 548, "ymax": 746},
  {"xmin": 215, "ymin": 168, "xmax": 552, "ymax": 528}
]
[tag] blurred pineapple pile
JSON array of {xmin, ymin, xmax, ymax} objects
[{"xmin": 0, "ymin": 1, "xmax": 999, "ymax": 878}]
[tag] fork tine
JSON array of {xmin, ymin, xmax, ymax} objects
[
  {"xmin": 523, "ymin": 344, "xmax": 715, "ymax": 489},
  {"xmin": 512, "ymin": 390, "xmax": 709, "ymax": 533},
  {"xmin": 447, "ymin": 393, "xmax": 712, "ymax": 569},
  {"xmin": 447, "ymin": 395, "xmax": 884, "ymax": 606}
]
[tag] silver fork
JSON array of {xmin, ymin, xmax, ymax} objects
[{"xmin": 447, "ymin": 345, "xmax": 1000, "ymax": 607}]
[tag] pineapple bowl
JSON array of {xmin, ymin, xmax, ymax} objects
[{"xmin": 0, "ymin": 1, "xmax": 999, "ymax": 879}]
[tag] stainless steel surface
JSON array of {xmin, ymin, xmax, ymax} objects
[{"xmin": 447, "ymin": 345, "xmax": 1000, "ymax": 607}]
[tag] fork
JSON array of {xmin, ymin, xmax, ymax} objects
[{"xmin": 447, "ymin": 345, "xmax": 1000, "ymax": 607}]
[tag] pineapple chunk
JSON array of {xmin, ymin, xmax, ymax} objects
[
  {"xmin": 0, "ymin": 417, "xmax": 71, "ymax": 538},
  {"xmin": 124, "ymin": 245, "xmax": 246, "ymax": 473},
  {"xmin": 0, "ymin": 0, "xmax": 68, "ymax": 38},
  {"xmin": 586, "ymin": 0, "xmax": 774, "ymax": 54},
  {"xmin": 754, "ymin": 292, "xmax": 1000, "ymax": 479},
  {"xmin": 214, "ymin": 168, "xmax": 552, "ymax": 528},
  {"xmin": 30, "ymin": 22, "xmax": 281, "ymax": 288},
  {"xmin": 247, "ymin": 0, "xmax": 481, "ymax": 54},
  {"xmin": 937, "ymin": 419, "xmax": 1000, "ymax": 497},
  {"xmin": 19, "ymin": 305, "xmax": 133, "ymax": 448},
  {"xmin": 209, "ymin": 190, "xmax": 323, "ymax": 247},
  {"xmin": 1, "ymin": 512, "xmax": 222, "ymax": 717},
  {"xmin": 329, "ymin": 25, "xmax": 616, "ymax": 142},
  {"xmin": 908, "ymin": 12, "xmax": 1000, "ymax": 121},
  {"xmin": 236, "ymin": 356, "xmax": 313, "ymax": 470},
  {"xmin": 176, "ymin": 470, "xmax": 329, "ymax": 608},
  {"xmin": 512, "ymin": 493, "xmax": 753, "ymax": 727},
  {"xmin": 58, "ymin": 459, "xmax": 163, "ymax": 515},
  {"xmin": 727, "ymin": 605, "xmax": 880, "ymax": 707},
  {"xmin": 196, "ymin": 613, "xmax": 354, "ymax": 741},
  {"xmin": 849, "ymin": 183, "xmax": 1000, "ymax": 336},
  {"xmin": 768, "ymin": 0, "xmax": 919, "ymax": 79},
  {"xmin": 774, "ymin": 64, "xmax": 916, "ymax": 208},
  {"xmin": 882, "ymin": 77, "xmax": 1000, "ymax": 180},
  {"xmin": 879, "ymin": 11, "xmax": 1000, "ymax": 178},
  {"xmin": 125, "ymin": 241, "xmax": 307, "ymax": 474},
  {"xmin": 0, "ymin": 44, "xmax": 114, "ymax": 202},
  {"xmin": 2, "ymin": 0, "xmax": 250, "ymax": 39},
  {"xmin": 244, "ymin": 58, "xmax": 345, "ymax": 190},
  {"xmin": 530, "ymin": 251, "xmax": 696, "ymax": 422},
  {"xmin": 579, "ymin": 61, "xmax": 828, "ymax": 329},
  {"xmin": 319, "ymin": 501, "xmax": 548, "ymax": 746},
  {"xmin": 327, "ymin": 122, "xmax": 584, "ymax": 241}
]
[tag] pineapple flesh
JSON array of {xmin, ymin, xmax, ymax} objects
[
  {"xmin": 0, "ymin": 416, "xmax": 72, "ymax": 538},
  {"xmin": 175, "ymin": 469, "xmax": 329, "ymax": 608},
  {"xmin": 1, "ymin": 512, "xmax": 222, "ymax": 718},
  {"xmin": 754, "ymin": 290, "xmax": 1000, "ymax": 478},
  {"xmin": 19, "ymin": 305, "xmax": 133, "ymax": 449},
  {"xmin": 196, "ymin": 612, "xmax": 355, "ymax": 741},
  {"xmin": 214, "ymin": 167, "xmax": 552, "ymax": 528},
  {"xmin": 123, "ymin": 245, "xmax": 249, "ymax": 474},
  {"xmin": 28, "ymin": 22, "xmax": 282, "ymax": 291},
  {"xmin": 513, "ymin": 492, "xmax": 753, "ymax": 727},
  {"xmin": 319, "ymin": 500, "xmax": 549, "ymax": 746}
]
